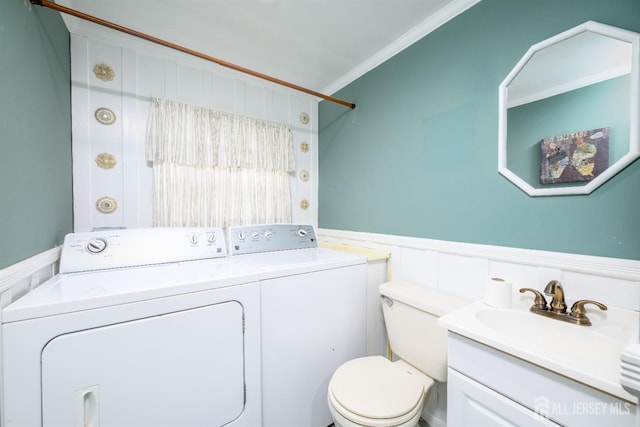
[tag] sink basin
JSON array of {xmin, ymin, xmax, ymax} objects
[
  {"xmin": 475, "ymin": 309, "xmax": 624, "ymax": 363},
  {"xmin": 438, "ymin": 301, "xmax": 639, "ymax": 402}
]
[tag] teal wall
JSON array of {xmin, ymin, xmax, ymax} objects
[
  {"xmin": 0, "ymin": 3, "xmax": 72, "ymax": 269},
  {"xmin": 319, "ymin": 0, "xmax": 640, "ymax": 260}
]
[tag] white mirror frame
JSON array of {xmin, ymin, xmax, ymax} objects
[{"xmin": 498, "ymin": 21, "xmax": 640, "ymax": 196}]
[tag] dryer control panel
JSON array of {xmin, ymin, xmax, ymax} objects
[
  {"xmin": 59, "ymin": 227, "xmax": 227, "ymax": 273},
  {"xmin": 228, "ymin": 224, "xmax": 317, "ymax": 255}
]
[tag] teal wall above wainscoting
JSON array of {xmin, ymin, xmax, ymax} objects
[
  {"xmin": 319, "ymin": 0, "xmax": 640, "ymax": 260},
  {"xmin": 0, "ymin": 2, "xmax": 72, "ymax": 269}
]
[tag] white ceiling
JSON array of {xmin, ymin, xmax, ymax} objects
[{"xmin": 55, "ymin": 0, "xmax": 478, "ymax": 97}]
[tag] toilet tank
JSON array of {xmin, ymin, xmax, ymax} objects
[{"xmin": 379, "ymin": 281, "xmax": 469, "ymax": 382}]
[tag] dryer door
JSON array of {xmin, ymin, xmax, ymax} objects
[{"xmin": 41, "ymin": 301, "xmax": 245, "ymax": 427}]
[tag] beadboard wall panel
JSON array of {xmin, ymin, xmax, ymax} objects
[
  {"xmin": 318, "ymin": 228, "xmax": 640, "ymax": 312},
  {"xmin": 71, "ymin": 30, "xmax": 318, "ymax": 232}
]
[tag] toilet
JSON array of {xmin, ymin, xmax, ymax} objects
[{"xmin": 328, "ymin": 280, "xmax": 469, "ymax": 427}]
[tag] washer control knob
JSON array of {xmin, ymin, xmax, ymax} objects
[
  {"xmin": 190, "ymin": 233, "xmax": 200, "ymax": 245},
  {"xmin": 237, "ymin": 232, "xmax": 247, "ymax": 241},
  {"xmin": 297, "ymin": 228, "xmax": 308, "ymax": 238},
  {"xmin": 86, "ymin": 238, "xmax": 108, "ymax": 254},
  {"xmin": 251, "ymin": 231, "xmax": 260, "ymax": 241},
  {"xmin": 207, "ymin": 232, "xmax": 217, "ymax": 243},
  {"xmin": 264, "ymin": 230, "xmax": 273, "ymax": 240}
]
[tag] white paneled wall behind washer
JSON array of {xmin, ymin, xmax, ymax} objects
[{"xmin": 71, "ymin": 29, "xmax": 318, "ymax": 232}]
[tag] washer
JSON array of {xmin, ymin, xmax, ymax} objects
[
  {"xmin": 2, "ymin": 227, "xmax": 262, "ymax": 427},
  {"xmin": 228, "ymin": 224, "xmax": 367, "ymax": 427}
]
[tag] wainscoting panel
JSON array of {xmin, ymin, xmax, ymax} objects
[{"xmin": 318, "ymin": 228, "xmax": 640, "ymax": 311}]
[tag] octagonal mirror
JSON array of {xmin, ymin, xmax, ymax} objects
[{"xmin": 498, "ymin": 21, "xmax": 640, "ymax": 196}]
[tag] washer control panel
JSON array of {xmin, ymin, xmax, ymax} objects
[
  {"xmin": 228, "ymin": 224, "xmax": 317, "ymax": 255},
  {"xmin": 59, "ymin": 227, "xmax": 227, "ymax": 273}
]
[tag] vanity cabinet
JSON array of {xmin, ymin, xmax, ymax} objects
[
  {"xmin": 448, "ymin": 368, "xmax": 559, "ymax": 426},
  {"xmin": 447, "ymin": 333, "xmax": 636, "ymax": 427}
]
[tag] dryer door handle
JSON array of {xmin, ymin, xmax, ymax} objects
[{"xmin": 75, "ymin": 385, "xmax": 100, "ymax": 427}]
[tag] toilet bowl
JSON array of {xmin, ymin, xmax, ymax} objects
[
  {"xmin": 328, "ymin": 356, "xmax": 434, "ymax": 427},
  {"xmin": 327, "ymin": 281, "xmax": 469, "ymax": 427}
]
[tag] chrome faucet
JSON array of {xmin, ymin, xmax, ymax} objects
[{"xmin": 519, "ymin": 280, "xmax": 607, "ymax": 326}]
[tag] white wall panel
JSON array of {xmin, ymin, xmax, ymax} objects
[
  {"xmin": 243, "ymin": 82, "xmax": 265, "ymax": 119},
  {"xmin": 176, "ymin": 64, "xmax": 204, "ymax": 106},
  {"xmin": 212, "ymin": 74, "xmax": 237, "ymax": 112},
  {"xmin": 70, "ymin": 36, "xmax": 92, "ymax": 232},
  {"xmin": 270, "ymin": 90, "xmax": 291, "ymax": 124},
  {"xmin": 71, "ymin": 29, "xmax": 319, "ymax": 231},
  {"xmin": 318, "ymin": 228, "xmax": 640, "ymax": 312},
  {"xmin": 121, "ymin": 47, "xmax": 140, "ymax": 228},
  {"xmin": 88, "ymin": 38, "xmax": 124, "ymax": 229}
]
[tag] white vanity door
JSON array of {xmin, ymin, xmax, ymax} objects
[
  {"xmin": 41, "ymin": 301, "xmax": 245, "ymax": 427},
  {"xmin": 448, "ymin": 369, "xmax": 561, "ymax": 427}
]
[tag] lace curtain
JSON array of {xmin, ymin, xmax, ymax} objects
[{"xmin": 146, "ymin": 98, "xmax": 295, "ymax": 227}]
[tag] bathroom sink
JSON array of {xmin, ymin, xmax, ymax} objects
[
  {"xmin": 475, "ymin": 309, "xmax": 623, "ymax": 363},
  {"xmin": 438, "ymin": 301, "xmax": 639, "ymax": 402}
]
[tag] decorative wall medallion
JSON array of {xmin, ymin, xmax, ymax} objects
[
  {"xmin": 299, "ymin": 141, "xmax": 309, "ymax": 153},
  {"xmin": 299, "ymin": 199, "xmax": 309, "ymax": 210},
  {"xmin": 299, "ymin": 112, "xmax": 309, "ymax": 125},
  {"xmin": 95, "ymin": 108, "xmax": 116, "ymax": 125},
  {"xmin": 96, "ymin": 196, "xmax": 118, "ymax": 214},
  {"xmin": 93, "ymin": 63, "xmax": 115, "ymax": 82},
  {"xmin": 299, "ymin": 170, "xmax": 309, "ymax": 182},
  {"xmin": 95, "ymin": 153, "xmax": 117, "ymax": 169}
]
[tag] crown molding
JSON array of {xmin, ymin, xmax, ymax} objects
[{"xmin": 322, "ymin": 0, "xmax": 482, "ymax": 96}]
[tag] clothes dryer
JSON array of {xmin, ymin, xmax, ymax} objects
[{"xmin": 2, "ymin": 228, "xmax": 261, "ymax": 427}]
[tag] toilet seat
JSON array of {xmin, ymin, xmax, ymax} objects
[
  {"xmin": 328, "ymin": 356, "xmax": 431, "ymax": 426},
  {"xmin": 328, "ymin": 386, "xmax": 423, "ymax": 427}
]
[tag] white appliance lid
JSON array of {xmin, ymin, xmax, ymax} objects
[
  {"xmin": 229, "ymin": 246, "xmax": 365, "ymax": 279},
  {"xmin": 329, "ymin": 356, "xmax": 424, "ymax": 419},
  {"xmin": 2, "ymin": 259, "xmax": 259, "ymax": 323}
]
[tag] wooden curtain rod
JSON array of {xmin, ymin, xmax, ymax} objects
[{"xmin": 31, "ymin": 0, "xmax": 356, "ymax": 109}]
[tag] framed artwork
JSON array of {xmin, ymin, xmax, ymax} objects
[{"xmin": 540, "ymin": 127, "xmax": 609, "ymax": 184}]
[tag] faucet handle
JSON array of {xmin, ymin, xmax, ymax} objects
[
  {"xmin": 569, "ymin": 300, "xmax": 607, "ymax": 326},
  {"xmin": 519, "ymin": 288, "xmax": 548, "ymax": 311}
]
